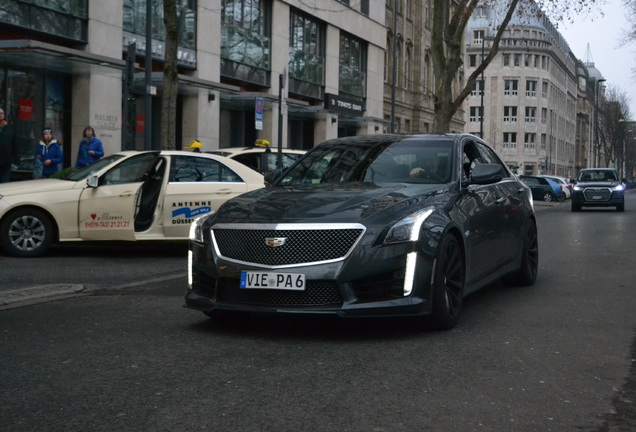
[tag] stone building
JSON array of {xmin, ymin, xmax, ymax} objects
[
  {"xmin": 465, "ymin": 3, "xmax": 579, "ymax": 177},
  {"xmin": 0, "ymin": 0, "xmax": 386, "ymax": 168}
]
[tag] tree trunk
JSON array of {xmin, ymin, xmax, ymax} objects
[{"xmin": 162, "ymin": 0, "xmax": 178, "ymax": 150}]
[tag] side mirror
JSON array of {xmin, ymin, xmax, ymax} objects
[
  {"xmin": 469, "ymin": 164, "xmax": 504, "ymax": 185},
  {"xmin": 86, "ymin": 175, "xmax": 99, "ymax": 188}
]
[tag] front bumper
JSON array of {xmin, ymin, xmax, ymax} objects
[
  {"xmin": 571, "ymin": 188, "xmax": 624, "ymax": 207},
  {"xmin": 185, "ymin": 240, "xmax": 436, "ymax": 319}
]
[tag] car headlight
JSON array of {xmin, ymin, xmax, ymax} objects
[
  {"xmin": 573, "ymin": 185, "xmax": 582, "ymax": 191},
  {"xmin": 189, "ymin": 213, "xmax": 211, "ymax": 243},
  {"xmin": 612, "ymin": 184, "xmax": 625, "ymax": 191},
  {"xmin": 384, "ymin": 207, "xmax": 434, "ymax": 244}
]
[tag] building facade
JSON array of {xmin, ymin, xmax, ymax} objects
[
  {"xmin": 0, "ymin": 0, "xmax": 386, "ymax": 168},
  {"xmin": 465, "ymin": 3, "xmax": 579, "ymax": 177},
  {"xmin": 383, "ymin": 0, "xmax": 464, "ymax": 134}
]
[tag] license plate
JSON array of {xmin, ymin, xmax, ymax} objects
[
  {"xmin": 592, "ymin": 195, "xmax": 603, "ymax": 200},
  {"xmin": 240, "ymin": 271, "xmax": 306, "ymax": 290}
]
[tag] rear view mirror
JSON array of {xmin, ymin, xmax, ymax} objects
[{"xmin": 86, "ymin": 175, "xmax": 99, "ymax": 188}]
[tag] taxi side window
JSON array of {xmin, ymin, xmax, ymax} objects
[
  {"xmin": 102, "ymin": 154, "xmax": 156, "ymax": 185},
  {"xmin": 169, "ymin": 156, "xmax": 243, "ymax": 183},
  {"xmin": 233, "ymin": 154, "xmax": 260, "ymax": 172}
]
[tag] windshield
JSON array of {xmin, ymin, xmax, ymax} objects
[
  {"xmin": 577, "ymin": 170, "xmax": 617, "ymax": 182},
  {"xmin": 278, "ymin": 138, "xmax": 454, "ymax": 186},
  {"xmin": 64, "ymin": 154, "xmax": 127, "ymax": 181}
]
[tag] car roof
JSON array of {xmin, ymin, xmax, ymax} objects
[{"xmin": 208, "ymin": 147, "xmax": 306, "ymax": 155}]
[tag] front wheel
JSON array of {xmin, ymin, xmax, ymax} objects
[
  {"xmin": 0, "ymin": 208, "xmax": 54, "ymax": 257},
  {"xmin": 429, "ymin": 235, "xmax": 465, "ymax": 331},
  {"xmin": 503, "ymin": 219, "xmax": 538, "ymax": 287}
]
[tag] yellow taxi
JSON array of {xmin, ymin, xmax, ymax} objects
[{"xmin": 0, "ymin": 151, "xmax": 264, "ymax": 257}]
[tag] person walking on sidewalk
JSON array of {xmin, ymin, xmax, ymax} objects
[
  {"xmin": 0, "ymin": 108, "xmax": 19, "ymax": 183},
  {"xmin": 34, "ymin": 128, "xmax": 63, "ymax": 178},
  {"xmin": 75, "ymin": 126, "xmax": 104, "ymax": 168}
]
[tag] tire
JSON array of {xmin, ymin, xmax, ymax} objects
[
  {"xmin": 0, "ymin": 208, "xmax": 54, "ymax": 258},
  {"xmin": 617, "ymin": 203, "xmax": 625, "ymax": 212},
  {"xmin": 429, "ymin": 235, "xmax": 465, "ymax": 331},
  {"xmin": 571, "ymin": 203, "xmax": 581, "ymax": 212},
  {"xmin": 557, "ymin": 193, "xmax": 565, "ymax": 202},
  {"xmin": 542, "ymin": 191, "xmax": 554, "ymax": 202},
  {"xmin": 503, "ymin": 219, "xmax": 538, "ymax": 287}
]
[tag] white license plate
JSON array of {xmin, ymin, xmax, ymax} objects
[{"xmin": 240, "ymin": 271, "xmax": 306, "ymax": 290}]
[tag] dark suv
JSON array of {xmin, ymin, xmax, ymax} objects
[{"xmin": 571, "ymin": 168, "xmax": 625, "ymax": 212}]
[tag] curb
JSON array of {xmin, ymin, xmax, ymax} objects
[{"xmin": 0, "ymin": 284, "xmax": 87, "ymax": 310}]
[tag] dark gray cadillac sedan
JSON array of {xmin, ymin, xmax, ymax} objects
[{"xmin": 185, "ymin": 134, "xmax": 538, "ymax": 330}]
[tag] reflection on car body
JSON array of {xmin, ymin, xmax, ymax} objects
[
  {"xmin": 186, "ymin": 134, "xmax": 539, "ymax": 330},
  {"xmin": 0, "ymin": 151, "xmax": 264, "ymax": 257}
]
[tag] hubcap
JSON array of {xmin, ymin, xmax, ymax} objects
[{"xmin": 9, "ymin": 215, "xmax": 46, "ymax": 252}]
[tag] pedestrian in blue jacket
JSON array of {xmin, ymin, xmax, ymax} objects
[
  {"xmin": 75, "ymin": 126, "xmax": 104, "ymax": 168},
  {"xmin": 34, "ymin": 128, "xmax": 63, "ymax": 178}
]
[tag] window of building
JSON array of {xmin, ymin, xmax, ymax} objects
[
  {"xmin": 471, "ymin": 80, "xmax": 484, "ymax": 96},
  {"xmin": 504, "ymin": 79, "xmax": 518, "ymax": 96},
  {"xmin": 526, "ymin": 80, "xmax": 537, "ymax": 97},
  {"xmin": 289, "ymin": 10, "xmax": 325, "ymax": 89},
  {"xmin": 469, "ymin": 55, "xmax": 477, "ymax": 68},
  {"xmin": 221, "ymin": 0, "xmax": 271, "ymax": 85},
  {"xmin": 503, "ymin": 132, "xmax": 517, "ymax": 149},
  {"xmin": 541, "ymin": 108, "xmax": 547, "ymax": 124},
  {"xmin": 475, "ymin": 6, "xmax": 487, "ymax": 18},
  {"xmin": 524, "ymin": 54, "xmax": 531, "ymax": 67},
  {"xmin": 503, "ymin": 54, "xmax": 510, "ymax": 66},
  {"xmin": 504, "ymin": 106, "xmax": 517, "ymax": 123},
  {"xmin": 473, "ymin": 29, "xmax": 484, "ymax": 45},
  {"xmin": 404, "ymin": 42, "xmax": 412, "ymax": 89},
  {"xmin": 124, "ymin": 0, "xmax": 196, "ymax": 49},
  {"xmin": 339, "ymin": 32, "xmax": 367, "ymax": 98},
  {"xmin": 524, "ymin": 133, "xmax": 536, "ymax": 149},
  {"xmin": 542, "ymin": 81, "xmax": 548, "ymax": 98},
  {"xmin": 541, "ymin": 134, "xmax": 546, "ymax": 150},
  {"xmin": 0, "ymin": 0, "xmax": 88, "ymax": 42},
  {"xmin": 514, "ymin": 54, "xmax": 521, "ymax": 66},
  {"xmin": 525, "ymin": 107, "xmax": 536, "ymax": 123},
  {"xmin": 470, "ymin": 106, "xmax": 483, "ymax": 122}
]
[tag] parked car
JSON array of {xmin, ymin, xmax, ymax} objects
[
  {"xmin": 9, "ymin": 157, "xmax": 35, "ymax": 182},
  {"xmin": 207, "ymin": 143, "xmax": 305, "ymax": 175},
  {"xmin": 539, "ymin": 175, "xmax": 571, "ymax": 199},
  {"xmin": 186, "ymin": 134, "xmax": 538, "ymax": 330},
  {"xmin": 519, "ymin": 175, "xmax": 564, "ymax": 202},
  {"xmin": 0, "ymin": 151, "xmax": 264, "ymax": 257},
  {"xmin": 571, "ymin": 168, "xmax": 625, "ymax": 212}
]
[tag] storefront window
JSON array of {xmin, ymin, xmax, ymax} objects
[
  {"xmin": 339, "ymin": 32, "xmax": 366, "ymax": 98},
  {"xmin": 123, "ymin": 0, "xmax": 196, "ymax": 50}
]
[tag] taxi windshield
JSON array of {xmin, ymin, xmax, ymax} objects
[{"xmin": 64, "ymin": 155, "xmax": 127, "ymax": 181}]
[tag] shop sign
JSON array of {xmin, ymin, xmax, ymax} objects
[
  {"xmin": 136, "ymin": 114, "xmax": 144, "ymax": 132},
  {"xmin": 324, "ymin": 93, "xmax": 365, "ymax": 117},
  {"xmin": 18, "ymin": 98, "xmax": 33, "ymax": 120}
]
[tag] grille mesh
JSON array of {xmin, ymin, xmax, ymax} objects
[
  {"xmin": 217, "ymin": 278, "xmax": 343, "ymax": 307},
  {"xmin": 583, "ymin": 188, "xmax": 611, "ymax": 202},
  {"xmin": 213, "ymin": 228, "xmax": 364, "ymax": 266}
]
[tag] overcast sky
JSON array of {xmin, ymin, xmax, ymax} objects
[{"xmin": 557, "ymin": 0, "xmax": 636, "ymax": 118}]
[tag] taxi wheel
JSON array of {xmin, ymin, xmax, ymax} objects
[{"xmin": 0, "ymin": 208, "xmax": 54, "ymax": 258}]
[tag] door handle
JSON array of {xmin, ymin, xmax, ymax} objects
[
  {"xmin": 119, "ymin": 191, "xmax": 134, "ymax": 197},
  {"xmin": 215, "ymin": 189, "xmax": 232, "ymax": 195}
]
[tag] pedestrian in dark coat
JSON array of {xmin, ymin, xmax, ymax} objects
[{"xmin": 0, "ymin": 108, "xmax": 19, "ymax": 183}]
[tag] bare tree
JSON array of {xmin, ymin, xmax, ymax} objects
[
  {"xmin": 161, "ymin": 0, "xmax": 178, "ymax": 150},
  {"xmin": 431, "ymin": 0, "xmax": 602, "ymax": 133},
  {"xmin": 598, "ymin": 85, "xmax": 631, "ymax": 168}
]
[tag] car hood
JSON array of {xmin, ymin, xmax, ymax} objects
[
  {"xmin": 0, "ymin": 178, "xmax": 79, "ymax": 196},
  {"xmin": 575, "ymin": 180, "xmax": 622, "ymax": 188},
  {"xmin": 214, "ymin": 183, "xmax": 447, "ymax": 223}
]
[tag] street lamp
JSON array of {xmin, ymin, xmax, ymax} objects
[{"xmin": 593, "ymin": 78, "xmax": 606, "ymax": 167}]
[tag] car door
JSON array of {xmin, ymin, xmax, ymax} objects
[
  {"xmin": 78, "ymin": 153, "xmax": 159, "ymax": 240},
  {"xmin": 458, "ymin": 140, "xmax": 510, "ymax": 284},
  {"xmin": 162, "ymin": 155, "xmax": 255, "ymax": 238}
]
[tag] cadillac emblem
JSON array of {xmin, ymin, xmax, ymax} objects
[{"xmin": 265, "ymin": 237, "xmax": 287, "ymax": 248}]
